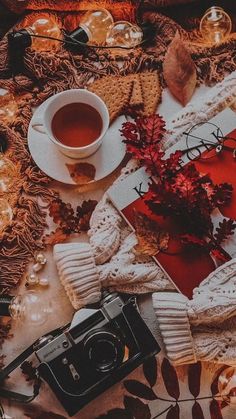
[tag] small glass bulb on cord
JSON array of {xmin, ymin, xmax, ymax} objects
[
  {"xmin": 78, "ymin": 9, "xmax": 114, "ymax": 44},
  {"xmin": 0, "ymin": 291, "xmax": 53, "ymax": 326},
  {"xmin": 26, "ymin": 16, "xmax": 62, "ymax": 51},
  {"xmin": 106, "ymin": 21, "xmax": 143, "ymax": 48},
  {"xmin": 200, "ymin": 6, "xmax": 232, "ymax": 44}
]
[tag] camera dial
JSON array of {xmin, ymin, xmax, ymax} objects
[
  {"xmin": 83, "ymin": 328, "xmax": 125, "ymax": 373},
  {"xmin": 34, "ymin": 334, "xmax": 54, "ymax": 350}
]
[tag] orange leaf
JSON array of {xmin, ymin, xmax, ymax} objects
[
  {"xmin": 66, "ymin": 162, "xmax": 96, "ymax": 184},
  {"xmin": 163, "ymin": 32, "xmax": 197, "ymax": 106},
  {"xmin": 134, "ymin": 211, "xmax": 169, "ymax": 256}
]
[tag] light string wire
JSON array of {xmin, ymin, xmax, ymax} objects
[{"xmin": 16, "ymin": 29, "xmax": 148, "ymax": 50}]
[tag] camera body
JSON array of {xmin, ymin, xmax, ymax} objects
[{"xmin": 34, "ymin": 293, "xmax": 159, "ymax": 416}]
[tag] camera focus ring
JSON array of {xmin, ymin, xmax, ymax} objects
[{"xmin": 83, "ymin": 329, "xmax": 124, "ymax": 373}]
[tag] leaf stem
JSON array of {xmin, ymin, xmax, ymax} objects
[
  {"xmin": 154, "ymin": 394, "xmax": 222, "ymax": 404},
  {"xmin": 177, "ymin": 395, "xmax": 221, "ymax": 402},
  {"xmin": 152, "ymin": 404, "xmax": 174, "ymax": 418}
]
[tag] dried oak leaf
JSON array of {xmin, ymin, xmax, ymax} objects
[
  {"xmin": 163, "ymin": 32, "xmax": 197, "ymax": 106},
  {"xmin": 66, "ymin": 162, "xmax": 96, "ymax": 184},
  {"xmin": 134, "ymin": 211, "xmax": 169, "ymax": 256},
  {"xmin": 77, "ymin": 199, "xmax": 97, "ymax": 231}
]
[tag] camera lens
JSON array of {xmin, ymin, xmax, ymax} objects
[{"xmin": 84, "ymin": 329, "xmax": 124, "ymax": 373}]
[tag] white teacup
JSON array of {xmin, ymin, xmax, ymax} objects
[{"xmin": 32, "ymin": 89, "xmax": 109, "ymax": 159}]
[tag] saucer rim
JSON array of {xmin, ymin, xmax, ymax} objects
[{"xmin": 28, "ymin": 95, "xmax": 127, "ymax": 185}]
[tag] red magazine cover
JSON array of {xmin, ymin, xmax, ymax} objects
[{"xmin": 107, "ymin": 108, "xmax": 236, "ymax": 298}]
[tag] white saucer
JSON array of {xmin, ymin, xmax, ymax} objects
[{"xmin": 28, "ymin": 96, "xmax": 127, "ymax": 185}]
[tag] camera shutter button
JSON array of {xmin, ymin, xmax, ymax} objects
[{"xmin": 62, "ymin": 340, "xmax": 69, "ymax": 348}]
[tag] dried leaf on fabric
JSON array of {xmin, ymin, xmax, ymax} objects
[
  {"xmin": 214, "ymin": 218, "xmax": 236, "ymax": 246},
  {"xmin": 66, "ymin": 162, "xmax": 96, "ymax": 184},
  {"xmin": 134, "ymin": 211, "xmax": 169, "ymax": 256},
  {"xmin": 163, "ymin": 32, "xmax": 197, "ymax": 106},
  {"xmin": 161, "ymin": 358, "xmax": 180, "ymax": 400}
]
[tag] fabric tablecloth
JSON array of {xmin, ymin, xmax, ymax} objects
[{"xmin": 1, "ymin": 85, "xmax": 233, "ymax": 419}]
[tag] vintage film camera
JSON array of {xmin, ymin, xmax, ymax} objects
[{"xmin": 0, "ymin": 293, "xmax": 159, "ymax": 416}]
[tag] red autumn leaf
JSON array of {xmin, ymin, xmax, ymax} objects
[
  {"xmin": 120, "ymin": 121, "xmax": 139, "ymax": 142},
  {"xmin": 211, "ymin": 366, "xmax": 229, "ymax": 396},
  {"xmin": 161, "ymin": 358, "xmax": 180, "ymax": 400},
  {"xmin": 124, "ymin": 380, "xmax": 157, "ymax": 400},
  {"xmin": 173, "ymin": 172, "xmax": 197, "ymax": 198},
  {"xmin": 121, "ymin": 114, "xmax": 166, "ymax": 164},
  {"xmin": 166, "ymin": 404, "xmax": 180, "ymax": 419},
  {"xmin": 121, "ymin": 113, "xmax": 235, "ymax": 260},
  {"xmin": 211, "ymin": 183, "xmax": 233, "ymax": 207},
  {"xmin": 136, "ymin": 114, "xmax": 166, "ymax": 144},
  {"xmin": 188, "ymin": 362, "xmax": 202, "ymax": 398},
  {"xmin": 143, "ymin": 356, "xmax": 158, "ymax": 388},
  {"xmin": 214, "ymin": 218, "xmax": 236, "ymax": 246},
  {"xmin": 134, "ymin": 211, "xmax": 169, "ymax": 256},
  {"xmin": 192, "ymin": 401, "xmax": 204, "ymax": 419},
  {"xmin": 210, "ymin": 399, "xmax": 223, "ymax": 419},
  {"xmin": 124, "ymin": 396, "xmax": 151, "ymax": 419}
]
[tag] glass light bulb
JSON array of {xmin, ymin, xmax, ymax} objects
[
  {"xmin": 0, "ymin": 93, "xmax": 18, "ymax": 124},
  {"xmin": 106, "ymin": 21, "xmax": 143, "ymax": 48},
  {"xmin": 0, "ymin": 156, "xmax": 16, "ymax": 192},
  {"xmin": 9, "ymin": 291, "xmax": 53, "ymax": 326},
  {"xmin": 79, "ymin": 9, "xmax": 114, "ymax": 44},
  {"xmin": 200, "ymin": 6, "xmax": 232, "ymax": 44},
  {"xmin": 218, "ymin": 367, "xmax": 236, "ymax": 405},
  {"xmin": 27, "ymin": 16, "xmax": 62, "ymax": 51},
  {"xmin": 0, "ymin": 198, "xmax": 12, "ymax": 233}
]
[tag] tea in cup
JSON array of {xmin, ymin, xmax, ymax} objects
[{"xmin": 32, "ymin": 89, "xmax": 109, "ymax": 159}]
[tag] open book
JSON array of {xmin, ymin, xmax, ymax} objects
[{"xmin": 107, "ymin": 107, "xmax": 236, "ymax": 297}]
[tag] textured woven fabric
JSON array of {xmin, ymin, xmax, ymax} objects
[
  {"xmin": 53, "ymin": 242, "xmax": 101, "ymax": 309},
  {"xmin": 153, "ymin": 259, "xmax": 236, "ymax": 366}
]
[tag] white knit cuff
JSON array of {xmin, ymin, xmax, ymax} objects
[
  {"xmin": 53, "ymin": 242, "xmax": 101, "ymax": 309},
  {"xmin": 152, "ymin": 292, "xmax": 197, "ymax": 365}
]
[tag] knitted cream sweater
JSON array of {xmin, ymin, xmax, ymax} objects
[{"xmin": 54, "ymin": 72, "xmax": 236, "ymax": 367}]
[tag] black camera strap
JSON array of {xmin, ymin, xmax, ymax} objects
[
  {"xmin": 0, "ymin": 324, "xmax": 69, "ymax": 403},
  {"xmin": 0, "ymin": 342, "xmax": 37, "ymax": 403}
]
